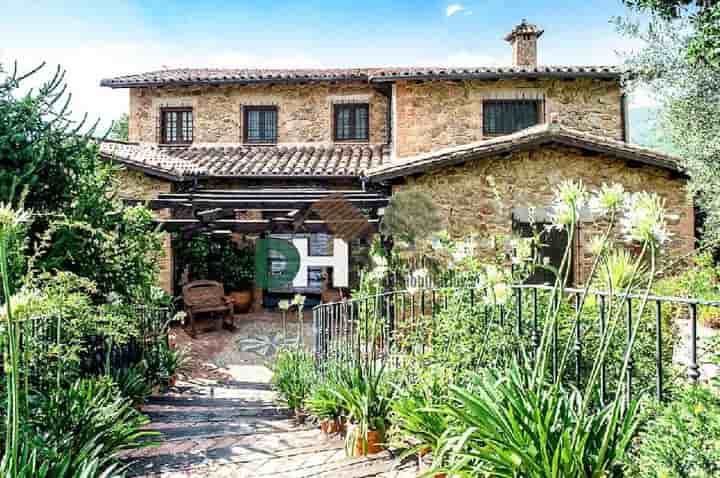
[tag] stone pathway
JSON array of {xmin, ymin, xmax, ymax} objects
[{"xmin": 124, "ymin": 317, "xmax": 415, "ymax": 477}]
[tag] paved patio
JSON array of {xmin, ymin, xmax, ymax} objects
[{"xmin": 125, "ymin": 312, "xmax": 415, "ymax": 477}]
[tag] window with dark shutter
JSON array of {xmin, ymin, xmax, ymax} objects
[
  {"xmin": 244, "ymin": 106, "xmax": 278, "ymax": 143},
  {"xmin": 334, "ymin": 104, "xmax": 369, "ymax": 141},
  {"xmin": 161, "ymin": 107, "xmax": 193, "ymax": 144},
  {"xmin": 483, "ymin": 100, "xmax": 541, "ymax": 136}
]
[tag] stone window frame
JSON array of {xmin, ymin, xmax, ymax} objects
[
  {"xmin": 242, "ymin": 105, "xmax": 279, "ymax": 144},
  {"xmin": 239, "ymin": 100, "xmax": 280, "ymax": 144},
  {"xmin": 153, "ymin": 98, "xmax": 196, "ymax": 145},
  {"xmin": 482, "ymin": 99, "xmax": 544, "ymax": 136},
  {"xmin": 479, "ymin": 89, "xmax": 546, "ymax": 138},
  {"xmin": 332, "ymin": 103, "xmax": 370, "ymax": 143},
  {"xmin": 160, "ymin": 107, "xmax": 193, "ymax": 145}
]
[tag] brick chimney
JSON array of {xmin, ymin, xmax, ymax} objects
[{"xmin": 505, "ymin": 19, "xmax": 544, "ymax": 68}]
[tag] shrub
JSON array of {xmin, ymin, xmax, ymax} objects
[
  {"xmin": 654, "ymin": 252, "xmax": 720, "ymax": 327},
  {"xmin": 626, "ymin": 385, "xmax": 720, "ymax": 478},
  {"xmin": 271, "ymin": 347, "xmax": 316, "ymax": 411}
]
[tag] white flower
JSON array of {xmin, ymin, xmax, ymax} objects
[
  {"xmin": 485, "ymin": 265, "xmax": 501, "ymax": 284},
  {"xmin": 278, "ymin": 300, "xmax": 291, "ymax": 311},
  {"xmin": 292, "ymin": 294, "xmax": 306, "ymax": 306},
  {"xmin": 451, "ymin": 250, "xmax": 467, "ymax": 263},
  {"xmin": 620, "ymin": 192, "xmax": 672, "ymax": 246},
  {"xmin": 412, "ymin": 268, "xmax": 428, "ymax": 279},
  {"xmin": 589, "ymin": 236, "xmax": 607, "ymax": 256},
  {"xmin": 549, "ymin": 180, "xmax": 588, "ymax": 230},
  {"xmin": 589, "ymin": 183, "xmax": 625, "ymax": 217}
]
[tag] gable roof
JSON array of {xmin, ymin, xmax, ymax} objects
[
  {"xmin": 367, "ymin": 123, "xmax": 684, "ymax": 182},
  {"xmin": 99, "ymin": 140, "xmax": 388, "ymax": 180},
  {"xmin": 100, "ymin": 65, "xmax": 620, "ymax": 88}
]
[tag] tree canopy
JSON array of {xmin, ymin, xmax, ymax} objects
[
  {"xmin": 623, "ymin": 0, "xmax": 720, "ymax": 68},
  {"xmin": 618, "ymin": 16, "xmax": 720, "ymax": 246},
  {"xmin": 0, "ymin": 62, "xmax": 163, "ymax": 300}
]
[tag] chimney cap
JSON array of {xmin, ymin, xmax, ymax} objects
[{"xmin": 504, "ymin": 19, "xmax": 544, "ymax": 42}]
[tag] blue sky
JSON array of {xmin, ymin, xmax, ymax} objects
[{"xmin": 1, "ymin": 0, "xmax": 652, "ymax": 130}]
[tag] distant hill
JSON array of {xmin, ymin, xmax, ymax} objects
[{"xmin": 628, "ymin": 106, "xmax": 678, "ymax": 155}]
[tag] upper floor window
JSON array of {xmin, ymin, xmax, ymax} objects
[
  {"xmin": 161, "ymin": 107, "xmax": 193, "ymax": 145},
  {"xmin": 483, "ymin": 100, "xmax": 541, "ymax": 136},
  {"xmin": 334, "ymin": 103, "xmax": 369, "ymax": 141},
  {"xmin": 244, "ymin": 106, "xmax": 278, "ymax": 144}
]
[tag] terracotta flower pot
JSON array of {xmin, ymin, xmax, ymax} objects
[
  {"xmin": 347, "ymin": 424, "xmax": 384, "ymax": 456},
  {"xmin": 230, "ymin": 290, "xmax": 253, "ymax": 314},
  {"xmin": 320, "ymin": 418, "xmax": 343, "ymax": 434}
]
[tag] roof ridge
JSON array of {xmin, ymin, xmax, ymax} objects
[
  {"xmin": 100, "ymin": 65, "xmax": 621, "ymax": 88},
  {"xmin": 369, "ymin": 125, "xmax": 683, "ymax": 181}
]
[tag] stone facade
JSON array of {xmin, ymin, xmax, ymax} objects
[
  {"xmin": 392, "ymin": 144, "xmax": 694, "ymax": 283},
  {"xmin": 128, "ymin": 82, "xmax": 389, "ymax": 145},
  {"xmin": 115, "ymin": 169, "xmax": 175, "ymax": 294},
  {"xmin": 393, "ymin": 78, "xmax": 623, "ymax": 157}
]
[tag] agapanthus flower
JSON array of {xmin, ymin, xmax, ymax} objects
[
  {"xmin": 412, "ymin": 268, "xmax": 428, "ymax": 279},
  {"xmin": 620, "ymin": 192, "xmax": 672, "ymax": 246},
  {"xmin": 548, "ymin": 180, "xmax": 588, "ymax": 230},
  {"xmin": 589, "ymin": 183, "xmax": 625, "ymax": 217},
  {"xmin": 589, "ymin": 235, "xmax": 608, "ymax": 256}
]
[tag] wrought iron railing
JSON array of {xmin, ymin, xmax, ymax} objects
[
  {"xmin": 12, "ymin": 305, "xmax": 171, "ymax": 388},
  {"xmin": 312, "ymin": 284, "xmax": 720, "ymax": 402}
]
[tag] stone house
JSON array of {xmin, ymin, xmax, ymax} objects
[{"xmin": 99, "ymin": 20, "xmax": 693, "ymax": 298}]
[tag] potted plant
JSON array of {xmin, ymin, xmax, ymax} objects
[
  {"xmin": 271, "ymin": 346, "xmax": 316, "ymax": 424},
  {"xmin": 306, "ymin": 382, "xmax": 346, "ymax": 434},
  {"xmin": 221, "ymin": 242, "xmax": 255, "ymax": 314},
  {"xmin": 391, "ymin": 366, "xmax": 450, "ymax": 477},
  {"xmin": 332, "ymin": 362, "xmax": 392, "ymax": 457}
]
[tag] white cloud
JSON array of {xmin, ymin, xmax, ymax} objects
[{"xmin": 446, "ymin": 4, "xmax": 465, "ymax": 17}]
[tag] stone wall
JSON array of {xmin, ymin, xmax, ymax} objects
[
  {"xmin": 128, "ymin": 82, "xmax": 389, "ymax": 144},
  {"xmin": 114, "ymin": 169, "xmax": 175, "ymax": 294},
  {"xmin": 394, "ymin": 78, "xmax": 624, "ymax": 157},
  {"xmin": 392, "ymin": 144, "xmax": 694, "ymax": 283}
]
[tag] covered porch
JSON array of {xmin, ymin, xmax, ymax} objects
[{"xmin": 148, "ymin": 186, "xmax": 389, "ymax": 334}]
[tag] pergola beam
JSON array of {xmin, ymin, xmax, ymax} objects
[
  {"xmin": 158, "ymin": 218, "xmax": 380, "ymax": 234},
  {"xmin": 150, "ymin": 197, "xmax": 389, "ymax": 209}
]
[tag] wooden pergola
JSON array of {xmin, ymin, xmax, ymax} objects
[{"xmin": 147, "ymin": 188, "xmax": 389, "ymax": 237}]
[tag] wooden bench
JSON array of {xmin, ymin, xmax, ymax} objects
[{"xmin": 182, "ymin": 280, "xmax": 234, "ymax": 337}]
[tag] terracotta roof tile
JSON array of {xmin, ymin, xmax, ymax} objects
[
  {"xmin": 100, "ymin": 65, "xmax": 620, "ymax": 88},
  {"xmin": 368, "ymin": 123, "xmax": 683, "ymax": 181},
  {"xmin": 99, "ymin": 141, "xmax": 387, "ymax": 179}
]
